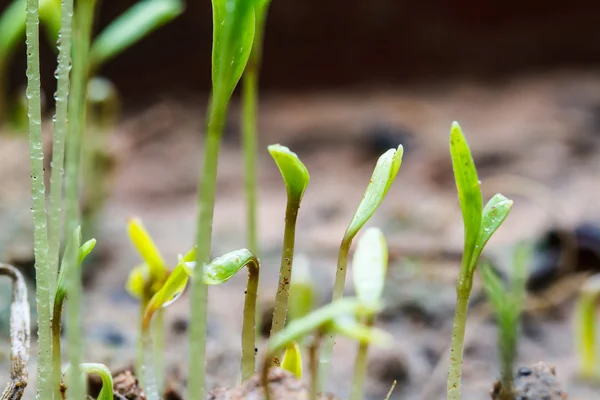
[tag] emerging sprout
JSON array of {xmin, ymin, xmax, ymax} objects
[
  {"xmin": 480, "ymin": 243, "xmax": 529, "ymax": 400},
  {"xmin": 575, "ymin": 273, "xmax": 600, "ymax": 380},
  {"xmin": 350, "ymin": 227, "xmax": 388, "ymax": 400},
  {"xmin": 269, "ymin": 144, "xmax": 310, "ymax": 339},
  {"xmin": 0, "ymin": 264, "xmax": 30, "ymax": 400},
  {"xmin": 319, "ymin": 146, "xmax": 402, "ymax": 387},
  {"xmin": 77, "ymin": 363, "xmax": 114, "ymax": 400},
  {"xmin": 447, "ymin": 122, "xmax": 513, "ymax": 400},
  {"xmin": 281, "ymin": 341, "xmax": 303, "ymax": 379}
]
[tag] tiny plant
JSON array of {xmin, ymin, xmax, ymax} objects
[
  {"xmin": 281, "ymin": 341, "xmax": 303, "ymax": 379},
  {"xmin": 350, "ymin": 227, "xmax": 389, "ymax": 400},
  {"xmin": 268, "ymin": 144, "xmax": 310, "ymax": 339},
  {"xmin": 575, "ymin": 273, "xmax": 600, "ymax": 380},
  {"xmin": 318, "ymin": 145, "xmax": 402, "ymax": 388},
  {"xmin": 480, "ymin": 243, "xmax": 529, "ymax": 400},
  {"xmin": 446, "ymin": 122, "xmax": 513, "ymax": 400},
  {"xmin": 75, "ymin": 363, "xmax": 114, "ymax": 400}
]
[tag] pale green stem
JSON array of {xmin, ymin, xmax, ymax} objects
[
  {"xmin": 241, "ymin": 259, "xmax": 259, "ymax": 381},
  {"xmin": 152, "ymin": 308, "xmax": 164, "ymax": 393},
  {"xmin": 317, "ymin": 236, "xmax": 351, "ymax": 389},
  {"xmin": 269, "ymin": 199, "xmax": 300, "ymax": 340},
  {"xmin": 350, "ymin": 315, "xmax": 374, "ymax": 400},
  {"xmin": 142, "ymin": 331, "xmax": 160, "ymax": 400},
  {"xmin": 51, "ymin": 295, "xmax": 64, "ymax": 400},
  {"xmin": 242, "ymin": 67, "xmax": 259, "ymax": 256},
  {"xmin": 309, "ymin": 336, "xmax": 321, "ymax": 400},
  {"xmin": 47, "ymin": 0, "xmax": 74, "ymax": 304},
  {"xmin": 24, "ymin": 0, "xmax": 52, "ymax": 398},
  {"xmin": 189, "ymin": 95, "xmax": 227, "ymax": 400},
  {"xmin": 447, "ymin": 274, "xmax": 472, "ymax": 400},
  {"xmin": 64, "ymin": 0, "xmax": 96, "ymax": 399},
  {"xmin": 576, "ymin": 293, "xmax": 597, "ymax": 378},
  {"xmin": 137, "ymin": 295, "xmax": 149, "ymax": 387}
]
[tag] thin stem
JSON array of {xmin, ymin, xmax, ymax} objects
[
  {"xmin": 47, "ymin": 0, "xmax": 74, "ymax": 303},
  {"xmin": 242, "ymin": 69, "xmax": 259, "ymax": 255},
  {"xmin": 270, "ymin": 199, "xmax": 300, "ymax": 339},
  {"xmin": 309, "ymin": 336, "xmax": 321, "ymax": 400},
  {"xmin": 152, "ymin": 309, "xmax": 165, "ymax": 393},
  {"xmin": 137, "ymin": 295, "xmax": 149, "ymax": 387},
  {"xmin": 51, "ymin": 296, "xmax": 64, "ymax": 400},
  {"xmin": 350, "ymin": 315, "xmax": 374, "ymax": 400},
  {"xmin": 24, "ymin": 0, "xmax": 53, "ymax": 397},
  {"xmin": 189, "ymin": 95, "xmax": 227, "ymax": 400},
  {"xmin": 260, "ymin": 352, "xmax": 273, "ymax": 400},
  {"xmin": 241, "ymin": 259, "xmax": 259, "ymax": 381},
  {"xmin": 447, "ymin": 279, "xmax": 472, "ymax": 400},
  {"xmin": 142, "ymin": 331, "xmax": 160, "ymax": 400}
]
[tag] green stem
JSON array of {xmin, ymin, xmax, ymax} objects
[
  {"xmin": 64, "ymin": 0, "xmax": 96, "ymax": 399},
  {"xmin": 142, "ymin": 330, "xmax": 160, "ymax": 400},
  {"xmin": 51, "ymin": 296, "xmax": 64, "ymax": 400},
  {"xmin": 269, "ymin": 199, "xmax": 300, "ymax": 339},
  {"xmin": 79, "ymin": 363, "xmax": 113, "ymax": 400},
  {"xmin": 137, "ymin": 295, "xmax": 149, "ymax": 387},
  {"xmin": 309, "ymin": 336, "xmax": 321, "ymax": 400},
  {"xmin": 576, "ymin": 293, "xmax": 597, "ymax": 378},
  {"xmin": 241, "ymin": 259, "xmax": 259, "ymax": 381},
  {"xmin": 350, "ymin": 315, "xmax": 374, "ymax": 400},
  {"xmin": 47, "ymin": 0, "xmax": 74, "ymax": 305},
  {"xmin": 24, "ymin": 0, "xmax": 52, "ymax": 397},
  {"xmin": 447, "ymin": 278, "xmax": 472, "ymax": 400},
  {"xmin": 317, "ymin": 236, "xmax": 351, "ymax": 389},
  {"xmin": 188, "ymin": 96, "xmax": 227, "ymax": 400},
  {"xmin": 152, "ymin": 308, "xmax": 165, "ymax": 393}
]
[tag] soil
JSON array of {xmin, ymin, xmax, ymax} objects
[{"xmin": 3, "ymin": 69, "xmax": 600, "ymax": 399}]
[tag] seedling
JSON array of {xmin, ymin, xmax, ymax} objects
[
  {"xmin": 575, "ymin": 273, "xmax": 600, "ymax": 380},
  {"xmin": 480, "ymin": 243, "xmax": 529, "ymax": 400},
  {"xmin": 281, "ymin": 341, "xmax": 303, "ymax": 379},
  {"xmin": 319, "ymin": 145, "xmax": 402, "ymax": 387},
  {"xmin": 75, "ymin": 363, "xmax": 114, "ymax": 400},
  {"xmin": 268, "ymin": 144, "xmax": 310, "ymax": 339},
  {"xmin": 262, "ymin": 297, "xmax": 390, "ymax": 400},
  {"xmin": 0, "ymin": 264, "xmax": 30, "ymax": 400},
  {"xmin": 350, "ymin": 227, "xmax": 389, "ymax": 400},
  {"xmin": 189, "ymin": 0, "xmax": 255, "ymax": 397},
  {"xmin": 446, "ymin": 122, "xmax": 513, "ymax": 400}
]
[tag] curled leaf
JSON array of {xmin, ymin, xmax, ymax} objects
[
  {"xmin": 78, "ymin": 363, "xmax": 113, "ymax": 400},
  {"xmin": 352, "ymin": 227, "xmax": 388, "ymax": 303},
  {"xmin": 281, "ymin": 341, "xmax": 302, "ymax": 379},
  {"xmin": 268, "ymin": 144, "xmax": 310, "ymax": 204},
  {"xmin": 203, "ymin": 248, "xmax": 258, "ymax": 285},
  {"xmin": 127, "ymin": 218, "xmax": 167, "ymax": 282}
]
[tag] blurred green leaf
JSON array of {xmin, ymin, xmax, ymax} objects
[
  {"xmin": 268, "ymin": 144, "xmax": 310, "ymax": 204},
  {"xmin": 281, "ymin": 341, "xmax": 302, "ymax": 379},
  {"xmin": 203, "ymin": 248, "xmax": 257, "ymax": 285},
  {"xmin": 212, "ymin": 0, "xmax": 255, "ymax": 102},
  {"xmin": 126, "ymin": 263, "xmax": 147, "ymax": 299},
  {"xmin": 345, "ymin": 146, "xmax": 402, "ymax": 240},
  {"xmin": 331, "ymin": 315, "xmax": 391, "ymax": 345},
  {"xmin": 79, "ymin": 238, "xmax": 97, "ymax": 265},
  {"xmin": 39, "ymin": 0, "xmax": 61, "ymax": 46},
  {"xmin": 127, "ymin": 217, "xmax": 167, "ymax": 282},
  {"xmin": 288, "ymin": 255, "xmax": 315, "ymax": 322},
  {"xmin": 352, "ymin": 227, "xmax": 388, "ymax": 303},
  {"xmin": 90, "ymin": 0, "xmax": 184, "ymax": 70},
  {"xmin": 0, "ymin": 0, "xmax": 25, "ymax": 59}
]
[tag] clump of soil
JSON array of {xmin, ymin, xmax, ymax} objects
[{"xmin": 491, "ymin": 362, "xmax": 568, "ymax": 400}]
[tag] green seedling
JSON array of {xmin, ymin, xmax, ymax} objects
[
  {"xmin": 480, "ymin": 244, "xmax": 529, "ymax": 400},
  {"xmin": 268, "ymin": 144, "xmax": 310, "ymax": 339},
  {"xmin": 77, "ymin": 363, "xmax": 114, "ymax": 400},
  {"xmin": 189, "ymin": 0, "xmax": 255, "ymax": 397},
  {"xmin": 0, "ymin": 264, "xmax": 30, "ymax": 400},
  {"xmin": 447, "ymin": 122, "xmax": 513, "ymax": 400},
  {"xmin": 262, "ymin": 297, "xmax": 390, "ymax": 400},
  {"xmin": 575, "ymin": 273, "xmax": 600, "ymax": 380},
  {"xmin": 52, "ymin": 226, "xmax": 96, "ymax": 400},
  {"xmin": 288, "ymin": 254, "xmax": 316, "ymax": 324},
  {"xmin": 350, "ymin": 227, "xmax": 388, "ymax": 400},
  {"xmin": 281, "ymin": 341, "xmax": 303, "ymax": 379},
  {"xmin": 319, "ymin": 145, "xmax": 402, "ymax": 388}
]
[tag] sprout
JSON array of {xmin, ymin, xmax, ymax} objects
[
  {"xmin": 268, "ymin": 144, "xmax": 310, "ymax": 342},
  {"xmin": 0, "ymin": 264, "xmax": 30, "ymax": 400},
  {"xmin": 575, "ymin": 273, "xmax": 600, "ymax": 380},
  {"xmin": 447, "ymin": 122, "xmax": 513, "ymax": 400},
  {"xmin": 350, "ymin": 227, "xmax": 388, "ymax": 400},
  {"xmin": 480, "ymin": 243, "xmax": 529, "ymax": 400},
  {"xmin": 319, "ymin": 146, "xmax": 402, "ymax": 387},
  {"xmin": 77, "ymin": 363, "xmax": 114, "ymax": 400},
  {"xmin": 281, "ymin": 341, "xmax": 303, "ymax": 379}
]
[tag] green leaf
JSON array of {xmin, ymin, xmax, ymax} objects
[
  {"xmin": 281, "ymin": 341, "xmax": 303, "ymax": 379},
  {"xmin": 0, "ymin": 0, "xmax": 25, "ymax": 59},
  {"xmin": 79, "ymin": 238, "xmax": 97, "ymax": 265},
  {"xmin": 39, "ymin": 0, "xmax": 61, "ymax": 46},
  {"xmin": 90, "ymin": 0, "xmax": 184, "ymax": 70},
  {"xmin": 480, "ymin": 263, "xmax": 507, "ymax": 314},
  {"xmin": 352, "ymin": 227, "xmax": 388, "ymax": 303},
  {"xmin": 268, "ymin": 144, "xmax": 310, "ymax": 204},
  {"xmin": 56, "ymin": 226, "xmax": 95, "ymax": 301},
  {"xmin": 330, "ymin": 315, "xmax": 391, "ymax": 345},
  {"xmin": 288, "ymin": 256, "xmax": 315, "ymax": 322},
  {"xmin": 267, "ymin": 297, "xmax": 382, "ymax": 355},
  {"xmin": 126, "ymin": 264, "xmax": 148, "ymax": 299},
  {"xmin": 345, "ymin": 146, "xmax": 403, "ymax": 240},
  {"xmin": 127, "ymin": 217, "xmax": 167, "ymax": 282},
  {"xmin": 212, "ymin": 0, "xmax": 256, "ymax": 102},
  {"xmin": 470, "ymin": 194, "xmax": 513, "ymax": 272},
  {"xmin": 203, "ymin": 248, "xmax": 258, "ymax": 285},
  {"xmin": 450, "ymin": 122, "xmax": 482, "ymax": 272},
  {"xmin": 78, "ymin": 363, "xmax": 113, "ymax": 400}
]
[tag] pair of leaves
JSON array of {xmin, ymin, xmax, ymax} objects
[
  {"xmin": 352, "ymin": 227, "xmax": 388, "ymax": 303},
  {"xmin": 450, "ymin": 122, "xmax": 513, "ymax": 277}
]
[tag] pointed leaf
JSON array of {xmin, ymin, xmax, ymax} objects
[
  {"xmin": 268, "ymin": 144, "xmax": 310, "ymax": 204},
  {"xmin": 450, "ymin": 122, "xmax": 482, "ymax": 271},
  {"xmin": 345, "ymin": 146, "xmax": 403, "ymax": 240},
  {"xmin": 288, "ymin": 255, "xmax": 315, "ymax": 322},
  {"xmin": 203, "ymin": 248, "xmax": 258, "ymax": 285},
  {"xmin": 126, "ymin": 264, "xmax": 148, "ymax": 299},
  {"xmin": 331, "ymin": 316, "xmax": 391, "ymax": 345},
  {"xmin": 127, "ymin": 217, "xmax": 167, "ymax": 282},
  {"xmin": 79, "ymin": 238, "xmax": 96, "ymax": 265},
  {"xmin": 352, "ymin": 227, "xmax": 388, "ymax": 303},
  {"xmin": 90, "ymin": 0, "xmax": 184, "ymax": 70},
  {"xmin": 143, "ymin": 261, "xmax": 191, "ymax": 330},
  {"xmin": 281, "ymin": 341, "xmax": 302, "ymax": 379},
  {"xmin": 212, "ymin": 0, "xmax": 255, "ymax": 102}
]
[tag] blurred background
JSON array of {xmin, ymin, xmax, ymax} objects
[{"xmin": 2, "ymin": 1, "xmax": 600, "ymax": 399}]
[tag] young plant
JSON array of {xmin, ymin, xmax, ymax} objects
[
  {"xmin": 76, "ymin": 363, "xmax": 114, "ymax": 400},
  {"xmin": 0, "ymin": 264, "xmax": 30, "ymax": 400},
  {"xmin": 262, "ymin": 297, "xmax": 390, "ymax": 400},
  {"xmin": 447, "ymin": 122, "xmax": 513, "ymax": 400},
  {"xmin": 350, "ymin": 227, "xmax": 389, "ymax": 400},
  {"xmin": 281, "ymin": 341, "xmax": 303, "ymax": 379},
  {"xmin": 480, "ymin": 244, "xmax": 529, "ymax": 400},
  {"xmin": 318, "ymin": 145, "xmax": 402, "ymax": 387},
  {"xmin": 575, "ymin": 273, "xmax": 600, "ymax": 379},
  {"xmin": 268, "ymin": 144, "xmax": 310, "ymax": 338},
  {"xmin": 189, "ymin": 0, "xmax": 255, "ymax": 397}
]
